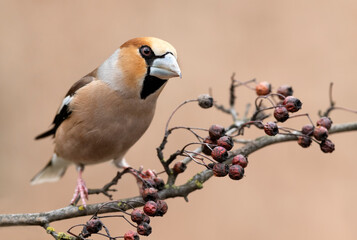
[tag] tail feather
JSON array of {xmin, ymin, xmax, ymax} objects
[{"xmin": 31, "ymin": 155, "xmax": 70, "ymax": 185}]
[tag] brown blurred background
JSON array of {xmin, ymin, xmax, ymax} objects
[{"xmin": 1, "ymin": 0, "xmax": 357, "ymax": 239}]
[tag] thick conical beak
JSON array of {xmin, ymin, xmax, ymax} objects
[{"xmin": 150, "ymin": 53, "xmax": 181, "ymax": 79}]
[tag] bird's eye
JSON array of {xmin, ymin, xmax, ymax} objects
[{"xmin": 140, "ymin": 46, "xmax": 153, "ymax": 58}]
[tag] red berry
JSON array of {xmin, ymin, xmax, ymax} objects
[
  {"xmin": 301, "ymin": 124, "xmax": 314, "ymax": 136},
  {"xmin": 255, "ymin": 81, "xmax": 271, "ymax": 96},
  {"xmin": 217, "ymin": 135, "xmax": 234, "ymax": 150},
  {"xmin": 198, "ymin": 94, "xmax": 214, "ymax": 109},
  {"xmin": 131, "ymin": 209, "xmax": 148, "ymax": 224},
  {"xmin": 229, "ymin": 164, "xmax": 245, "ymax": 180},
  {"xmin": 137, "ymin": 222, "xmax": 152, "ymax": 236},
  {"xmin": 211, "ymin": 146, "xmax": 228, "ymax": 163},
  {"xmin": 209, "ymin": 124, "xmax": 226, "ymax": 140},
  {"xmin": 232, "ymin": 154, "xmax": 248, "ymax": 168},
  {"xmin": 283, "ymin": 96, "xmax": 302, "ymax": 113},
  {"xmin": 297, "ymin": 135, "xmax": 312, "ymax": 148},
  {"xmin": 274, "ymin": 106, "xmax": 289, "ymax": 122},
  {"xmin": 143, "ymin": 201, "xmax": 158, "ymax": 216},
  {"xmin": 82, "ymin": 218, "xmax": 103, "ymax": 237},
  {"xmin": 173, "ymin": 161, "xmax": 187, "ymax": 174},
  {"xmin": 316, "ymin": 117, "xmax": 333, "ymax": 130},
  {"xmin": 277, "ymin": 85, "xmax": 293, "ymax": 100},
  {"xmin": 264, "ymin": 122, "xmax": 279, "ymax": 136},
  {"xmin": 156, "ymin": 200, "xmax": 168, "ymax": 216},
  {"xmin": 313, "ymin": 126, "xmax": 328, "ymax": 141},
  {"xmin": 202, "ymin": 136, "xmax": 216, "ymax": 155},
  {"xmin": 320, "ymin": 139, "xmax": 335, "ymax": 153},
  {"xmin": 124, "ymin": 230, "xmax": 140, "ymax": 240},
  {"xmin": 212, "ymin": 163, "xmax": 229, "ymax": 177},
  {"xmin": 142, "ymin": 188, "xmax": 159, "ymax": 202}
]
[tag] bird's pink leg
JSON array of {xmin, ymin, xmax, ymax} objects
[{"xmin": 70, "ymin": 165, "xmax": 88, "ymax": 207}]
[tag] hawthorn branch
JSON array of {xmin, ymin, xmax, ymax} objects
[{"xmin": 1, "ymin": 121, "xmax": 356, "ymax": 227}]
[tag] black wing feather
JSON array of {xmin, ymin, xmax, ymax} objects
[{"xmin": 35, "ymin": 75, "xmax": 95, "ymax": 140}]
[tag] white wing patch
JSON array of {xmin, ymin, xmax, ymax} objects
[{"xmin": 58, "ymin": 95, "xmax": 73, "ymax": 114}]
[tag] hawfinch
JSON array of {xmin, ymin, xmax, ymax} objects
[{"xmin": 31, "ymin": 37, "xmax": 181, "ymax": 206}]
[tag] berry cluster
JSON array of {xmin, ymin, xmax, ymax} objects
[
  {"xmin": 255, "ymin": 82, "xmax": 335, "ymax": 154},
  {"xmin": 202, "ymin": 124, "xmax": 248, "ymax": 180},
  {"xmin": 298, "ymin": 117, "xmax": 335, "ymax": 153},
  {"xmin": 125, "ymin": 170, "xmax": 168, "ymax": 239}
]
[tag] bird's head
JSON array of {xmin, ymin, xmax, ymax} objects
[{"xmin": 97, "ymin": 37, "xmax": 181, "ymax": 100}]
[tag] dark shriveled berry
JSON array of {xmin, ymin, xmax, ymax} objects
[
  {"xmin": 137, "ymin": 222, "xmax": 152, "ymax": 236},
  {"xmin": 283, "ymin": 96, "xmax": 302, "ymax": 113},
  {"xmin": 320, "ymin": 139, "xmax": 335, "ymax": 153},
  {"xmin": 173, "ymin": 161, "xmax": 187, "ymax": 174},
  {"xmin": 297, "ymin": 135, "xmax": 312, "ymax": 148},
  {"xmin": 274, "ymin": 106, "xmax": 289, "ymax": 122},
  {"xmin": 209, "ymin": 124, "xmax": 226, "ymax": 140},
  {"xmin": 202, "ymin": 136, "xmax": 216, "ymax": 155},
  {"xmin": 229, "ymin": 164, "xmax": 245, "ymax": 180},
  {"xmin": 156, "ymin": 200, "xmax": 168, "ymax": 216},
  {"xmin": 211, "ymin": 146, "xmax": 228, "ymax": 163},
  {"xmin": 217, "ymin": 136, "xmax": 234, "ymax": 150},
  {"xmin": 313, "ymin": 126, "xmax": 328, "ymax": 141},
  {"xmin": 153, "ymin": 177, "xmax": 165, "ymax": 191},
  {"xmin": 142, "ymin": 188, "xmax": 159, "ymax": 202},
  {"xmin": 277, "ymin": 85, "xmax": 293, "ymax": 100},
  {"xmin": 264, "ymin": 122, "xmax": 279, "ymax": 136},
  {"xmin": 86, "ymin": 218, "xmax": 102, "ymax": 233},
  {"xmin": 198, "ymin": 94, "xmax": 214, "ymax": 109},
  {"xmin": 317, "ymin": 117, "xmax": 333, "ymax": 130},
  {"xmin": 301, "ymin": 124, "xmax": 314, "ymax": 136},
  {"xmin": 255, "ymin": 81, "xmax": 271, "ymax": 96},
  {"xmin": 212, "ymin": 163, "xmax": 229, "ymax": 177},
  {"xmin": 232, "ymin": 154, "xmax": 248, "ymax": 168},
  {"xmin": 131, "ymin": 209, "xmax": 148, "ymax": 224},
  {"xmin": 143, "ymin": 201, "xmax": 158, "ymax": 216},
  {"xmin": 124, "ymin": 230, "xmax": 140, "ymax": 240}
]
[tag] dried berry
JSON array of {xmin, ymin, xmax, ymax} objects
[
  {"xmin": 274, "ymin": 106, "xmax": 289, "ymax": 122},
  {"xmin": 143, "ymin": 201, "xmax": 158, "ymax": 216},
  {"xmin": 264, "ymin": 122, "xmax": 279, "ymax": 136},
  {"xmin": 317, "ymin": 117, "xmax": 333, "ymax": 130},
  {"xmin": 232, "ymin": 154, "xmax": 248, "ymax": 168},
  {"xmin": 142, "ymin": 188, "xmax": 159, "ymax": 202},
  {"xmin": 207, "ymin": 163, "xmax": 215, "ymax": 169},
  {"xmin": 156, "ymin": 200, "xmax": 168, "ymax": 216},
  {"xmin": 229, "ymin": 164, "xmax": 245, "ymax": 180},
  {"xmin": 198, "ymin": 94, "xmax": 214, "ymax": 109},
  {"xmin": 202, "ymin": 136, "xmax": 216, "ymax": 155},
  {"xmin": 297, "ymin": 135, "xmax": 312, "ymax": 148},
  {"xmin": 255, "ymin": 81, "xmax": 271, "ymax": 96},
  {"xmin": 217, "ymin": 135, "xmax": 234, "ymax": 150},
  {"xmin": 209, "ymin": 124, "xmax": 226, "ymax": 140},
  {"xmin": 212, "ymin": 163, "xmax": 229, "ymax": 177},
  {"xmin": 313, "ymin": 126, "xmax": 328, "ymax": 141},
  {"xmin": 211, "ymin": 146, "xmax": 228, "ymax": 162},
  {"xmin": 173, "ymin": 161, "xmax": 187, "ymax": 175},
  {"xmin": 124, "ymin": 230, "xmax": 140, "ymax": 240},
  {"xmin": 82, "ymin": 218, "xmax": 103, "ymax": 237},
  {"xmin": 277, "ymin": 85, "xmax": 293, "ymax": 100},
  {"xmin": 320, "ymin": 139, "xmax": 335, "ymax": 153},
  {"xmin": 131, "ymin": 209, "xmax": 147, "ymax": 224},
  {"xmin": 301, "ymin": 124, "xmax": 314, "ymax": 136},
  {"xmin": 137, "ymin": 222, "xmax": 152, "ymax": 236},
  {"xmin": 153, "ymin": 177, "xmax": 165, "ymax": 190},
  {"xmin": 283, "ymin": 96, "xmax": 302, "ymax": 112}
]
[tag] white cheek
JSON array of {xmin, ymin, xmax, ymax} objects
[{"xmin": 58, "ymin": 95, "xmax": 73, "ymax": 113}]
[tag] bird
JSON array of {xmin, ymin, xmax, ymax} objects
[{"xmin": 31, "ymin": 37, "xmax": 181, "ymax": 207}]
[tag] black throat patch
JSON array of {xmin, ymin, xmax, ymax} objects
[{"xmin": 140, "ymin": 75, "xmax": 167, "ymax": 99}]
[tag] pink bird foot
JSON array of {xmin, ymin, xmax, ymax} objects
[{"xmin": 70, "ymin": 166, "xmax": 88, "ymax": 207}]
